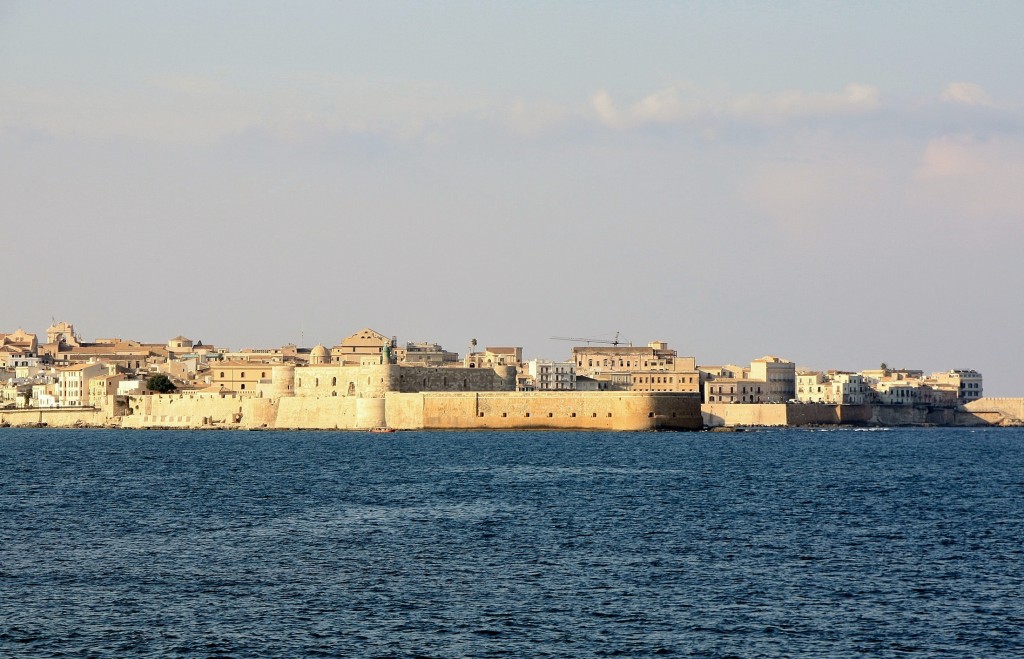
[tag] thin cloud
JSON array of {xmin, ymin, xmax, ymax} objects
[
  {"xmin": 941, "ymin": 82, "xmax": 993, "ymax": 107},
  {"xmin": 912, "ymin": 135, "xmax": 1024, "ymax": 220},
  {"xmin": 590, "ymin": 83, "xmax": 881, "ymax": 128}
]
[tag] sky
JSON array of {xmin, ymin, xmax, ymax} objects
[{"xmin": 2, "ymin": 1, "xmax": 1023, "ymax": 394}]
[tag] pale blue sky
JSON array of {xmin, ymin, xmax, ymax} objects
[{"xmin": 2, "ymin": 1, "xmax": 1022, "ymax": 393}]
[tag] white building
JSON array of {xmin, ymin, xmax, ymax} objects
[{"xmin": 526, "ymin": 360, "xmax": 577, "ymax": 391}]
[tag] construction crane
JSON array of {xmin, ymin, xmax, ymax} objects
[{"xmin": 550, "ymin": 332, "xmax": 632, "ymax": 347}]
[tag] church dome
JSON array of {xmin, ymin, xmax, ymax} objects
[{"xmin": 309, "ymin": 344, "xmax": 330, "ymax": 365}]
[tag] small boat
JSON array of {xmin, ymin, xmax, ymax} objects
[{"xmin": 369, "ymin": 427, "xmax": 396, "ymax": 433}]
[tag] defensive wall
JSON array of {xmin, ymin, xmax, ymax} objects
[
  {"xmin": 702, "ymin": 403, "xmax": 959, "ymax": 427},
  {"xmin": 959, "ymin": 398, "xmax": 1024, "ymax": 426},
  {"xmin": 0, "ymin": 406, "xmax": 110, "ymax": 428},
  {"xmin": 104, "ymin": 390, "xmax": 702, "ymax": 431},
  {"xmin": 386, "ymin": 392, "xmax": 703, "ymax": 431}
]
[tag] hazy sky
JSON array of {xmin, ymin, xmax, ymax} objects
[{"xmin": 2, "ymin": 1, "xmax": 1022, "ymax": 394}]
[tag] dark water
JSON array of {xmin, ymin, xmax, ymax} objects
[{"xmin": 1, "ymin": 428, "xmax": 1022, "ymax": 658}]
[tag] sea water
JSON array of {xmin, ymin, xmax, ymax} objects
[{"xmin": 1, "ymin": 427, "xmax": 1022, "ymax": 657}]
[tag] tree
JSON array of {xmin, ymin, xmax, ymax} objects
[{"xmin": 147, "ymin": 374, "xmax": 177, "ymax": 393}]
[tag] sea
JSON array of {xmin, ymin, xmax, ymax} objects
[{"xmin": 1, "ymin": 427, "xmax": 1022, "ymax": 658}]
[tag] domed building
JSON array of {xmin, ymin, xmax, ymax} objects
[{"xmin": 309, "ymin": 344, "xmax": 330, "ymax": 366}]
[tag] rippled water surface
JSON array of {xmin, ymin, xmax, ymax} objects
[{"xmin": 2, "ymin": 427, "xmax": 1022, "ymax": 657}]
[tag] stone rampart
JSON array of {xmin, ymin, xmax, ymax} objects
[
  {"xmin": 0, "ymin": 407, "xmax": 109, "ymax": 428},
  {"xmin": 387, "ymin": 392, "xmax": 702, "ymax": 431},
  {"xmin": 274, "ymin": 396, "xmax": 362, "ymax": 429},
  {"xmin": 120, "ymin": 392, "xmax": 277, "ymax": 429},
  {"xmin": 702, "ymin": 403, "xmax": 789, "ymax": 428},
  {"xmin": 702, "ymin": 403, "xmax": 953, "ymax": 428},
  {"xmin": 959, "ymin": 398, "xmax": 1024, "ymax": 426}
]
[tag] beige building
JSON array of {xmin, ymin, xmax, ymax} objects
[
  {"xmin": 702, "ymin": 356, "xmax": 794, "ymax": 404},
  {"xmin": 167, "ymin": 335, "xmax": 194, "ymax": 354},
  {"xmin": 571, "ymin": 341, "xmax": 699, "ymax": 393},
  {"xmin": 57, "ymin": 362, "xmax": 106, "ymax": 406},
  {"xmin": 330, "ymin": 328, "xmax": 395, "ymax": 366},
  {"xmin": 396, "ymin": 342, "xmax": 459, "ymax": 366},
  {"xmin": 0, "ymin": 328, "xmax": 38, "ymax": 356},
  {"xmin": 465, "ymin": 347, "xmax": 523, "ymax": 368},
  {"xmin": 796, "ymin": 372, "xmax": 831, "ymax": 403},
  {"xmin": 749, "ymin": 355, "xmax": 796, "ymax": 402},
  {"xmin": 928, "ymin": 369, "xmax": 983, "ymax": 403},
  {"xmin": 796, "ymin": 371, "xmax": 869, "ymax": 404},
  {"xmin": 89, "ymin": 373, "xmax": 125, "ymax": 407},
  {"xmin": 874, "ymin": 380, "xmax": 921, "ymax": 405},
  {"xmin": 209, "ymin": 361, "xmax": 274, "ymax": 393},
  {"xmin": 705, "ymin": 378, "xmax": 769, "ymax": 404}
]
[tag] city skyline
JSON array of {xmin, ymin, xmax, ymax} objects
[{"xmin": 2, "ymin": 2, "xmax": 1022, "ymax": 395}]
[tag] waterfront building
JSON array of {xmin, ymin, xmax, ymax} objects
[
  {"xmin": 874, "ymin": 380, "xmax": 921, "ymax": 406},
  {"xmin": 749, "ymin": 355, "xmax": 796, "ymax": 402},
  {"xmin": 56, "ymin": 362, "xmax": 106, "ymax": 406},
  {"xmin": 702, "ymin": 357, "xmax": 794, "ymax": 404},
  {"xmin": 929, "ymin": 369, "xmax": 983, "ymax": 403},
  {"xmin": 704, "ymin": 377, "xmax": 769, "ymax": 404},
  {"xmin": 796, "ymin": 371, "xmax": 869, "ymax": 404},
  {"xmin": 796, "ymin": 372, "xmax": 830, "ymax": 403},
  {"xmin": 831, "ymin": 372, "xmax": 869, "ymax": 404},
  {"xmin": 571, "ymin": 341, "xmax": 699, "ymax": 393}
]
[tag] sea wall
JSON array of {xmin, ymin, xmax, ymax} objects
[
  {"xmin": 275, "ymin": 396, "xmax": 384, "ymax": 430},
  {"xmin": 101, "ymin": 390, "xmax": 701, "ymax": 431},
  {"xmin": 702, "ymin": 403, "xmax": 789, "ymax": 427},
  {"xmin": 958, "ymin": 398, "xmax": 1024, "ymax": 426},
  {"xmin": 386, "ymin": 392, "xmax": 702, "ymax": 431},
  {"xmin": 701, "ymin": 403, "xmax": 957, "ymax": 428},
  {"xmin": 0, "ymin": 406, "xmax": 110, "ymax": 428},
  {"xmin": 120, "ymin": 392, "xmax": 277, "ymax": 429}
]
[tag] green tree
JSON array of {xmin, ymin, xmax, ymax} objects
[{"xmin": 146, "ymin": 374, "xmax": 177, "ymax": 393}]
